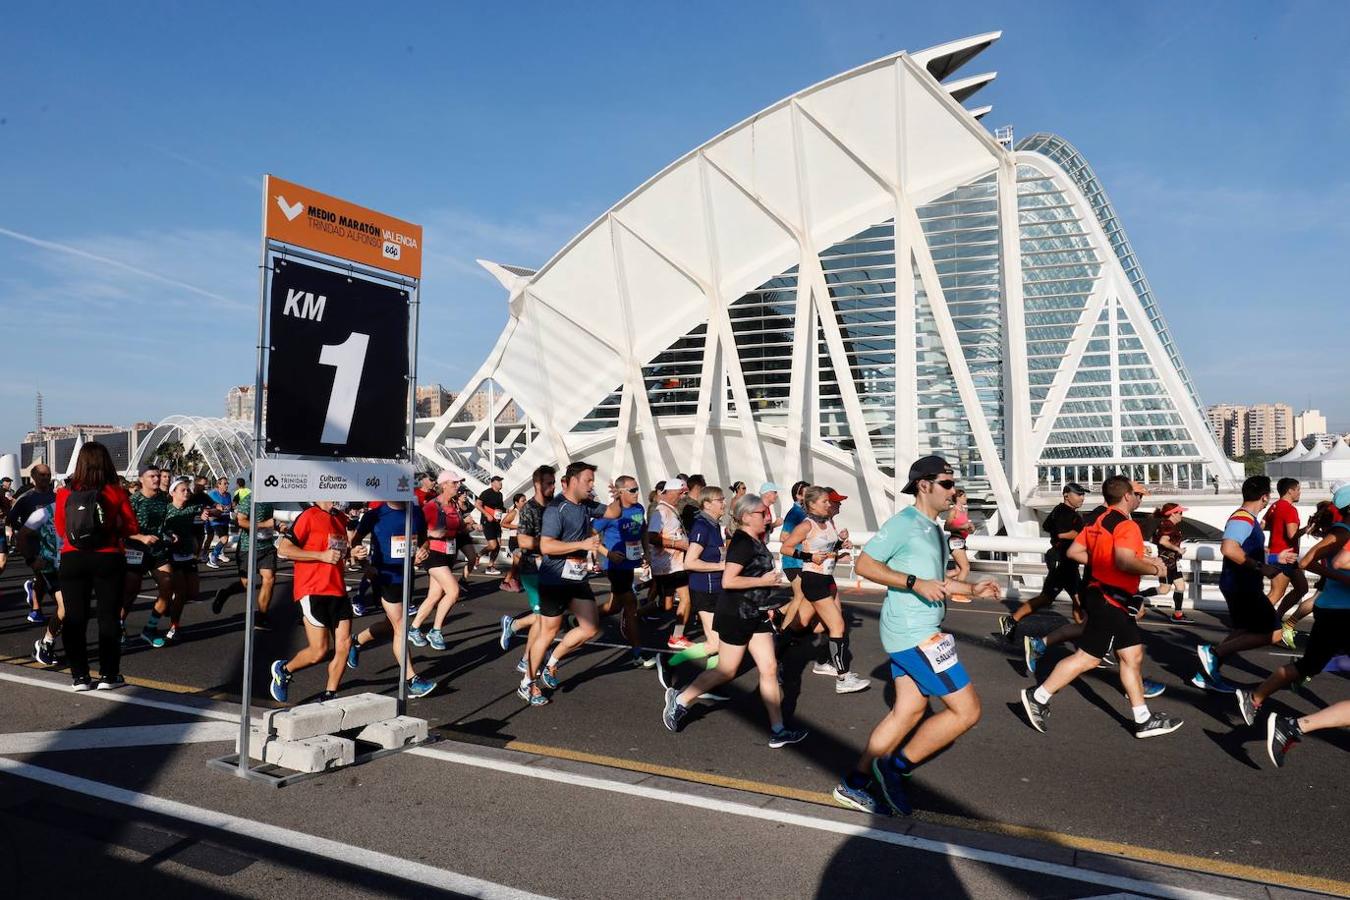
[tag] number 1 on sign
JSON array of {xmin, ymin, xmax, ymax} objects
[{"xmin": 318, "ymin": 331, "xmax": 370, "ymax": 444}]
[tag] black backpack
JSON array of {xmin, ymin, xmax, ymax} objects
[{"xmin": 65, "ymin": 489, "xmax": 113, "ymax": 551}]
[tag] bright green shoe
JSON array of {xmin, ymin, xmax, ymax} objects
[{"xmin": 1281, "ymin": 622, "xmax": 1297, "ymax": 650}]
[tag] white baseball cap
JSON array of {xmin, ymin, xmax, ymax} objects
[
  {"xmin": 662, "ymin": 477, "xmax": 687, "ymax": 491},
  {"xmin": 437, "ymin": 469, "xmax": 464, "ymax": 485}
]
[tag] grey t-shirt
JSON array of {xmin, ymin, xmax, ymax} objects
[{"xmin": 539, "ymin": 496, "xmax": 607, "ymax": 585}]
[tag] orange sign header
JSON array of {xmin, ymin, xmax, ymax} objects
[{"xmin": 263, "ymin": 175, "xmax": 423, "ymax": 279}]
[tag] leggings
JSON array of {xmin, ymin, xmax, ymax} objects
[{"xmin": 59, "ymin": 550, "xmax": 126, "ymax": 680}]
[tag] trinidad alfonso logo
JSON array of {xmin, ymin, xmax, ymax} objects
[{"xmin": 276, "ymin": 195, "xmax": 304, "ymax": 221}]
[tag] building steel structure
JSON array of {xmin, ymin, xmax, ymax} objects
[{"xmin": 418, "ymin": 34, "xmax": 1233, "ymax": 533}]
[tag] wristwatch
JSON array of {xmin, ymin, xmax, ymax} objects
[{"xmin": 905, "ymin": 573, "xmax": 917, "ymax": 590}]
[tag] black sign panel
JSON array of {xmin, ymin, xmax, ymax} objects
[{"xmin": 266, "ymin": 258, "xmax": 409, "ymax": 459}]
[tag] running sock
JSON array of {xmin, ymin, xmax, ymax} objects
[
  {"xmin": 770, "ymin": 723, "xmax": 785, "ymax": 735},
  {"xmin": 1033, "ymin": 686, "xmax": 1053, "ymax": 705},
  {"xmin": 889, "ymin": 751, "xmax": 913, "ymax": 775},
  {"xmin": 1139, "ymin": 587, "xmax": 1160, "ymax": 598},
  {"xmin": 145, "ymin": 613, "xmax": 161, "ymax": 631},
  {"xmin": 845, "ymin": 771, "xmax": 870, "ymax": 790},
  {"xmin": 1172, "ymin": 591, "xmax": 1184, "ymax": 612},
  {"xmin": 672, "ymin": 623, "xmax": 686, "ymax": 639},
  {"xmin": 520, "ymin": 675, "xmax": 532, "ymax": 690},
  {"xmin": 545, "ymin": 654, "xmax": 559, "ymax": 670},
  {"xmin": 1132, "ymin": 704, "xmax": 1151, "ymax": 724}
]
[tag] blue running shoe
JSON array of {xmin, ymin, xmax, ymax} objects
[
  {"xmin": 346, "ymin": 641, "xmax": 360, "ymax": 670},
  {"xmin": 26, "ymin": 609, "xmax": 45, "ymax": 625},
  {"xmin": 407, "ymin": 626, "xmax": 428, "ymax": 648},
  {"xmin": 499, "ymin": 614, "xmax": 515, "ymax": 651},
  {"xmin": 1024, "ymin": 635, "xmax": 1045, "ymax": 675},
  {"xmin": 539, "ymin": 667, "xmax": 560, "ymax": 690},
  {"xmin": 426, "ymin": 629, "xmax": 447, "ymax": 651},
  {"xmin": 1189, "ymin": 671, "xmax": 1209, "ymax": 690},
  {"xmin": 350, "ymin": 600, "xmax": 367, "ymax": 618},
  {"xmin": 269, "ymin": 660, "xmax": 290, "ymax": 703},
  {"xmin": 24, "ymin": 578, "xmax": 36, "ymax": 607},
  {"xmin": 870, "ymin": 758, "xmax": 913, "ymax": 815},
  {"xmin": 1196, "ymin": 643, "xmax": 1220, "ymax": 681},
  {"xmin": 1206, "ymin": 673, "xmax": 1237, "ymax": 694},
  {"xmin": 1142, "ymin": 678, "xmax": 1166, "ymax": 699},
  {"xmin": 516, "ymin": 655, "xmax": 528, "ymax": 674},
  {"xmin": 517, "ymin": 682, "xmax": 548, "ymax": 706},
  {"xmin": 832, "ymin": 781, "xmax": 879, "ymax": 814},
  {"xmin": 407, "ymin": 676, "xmax": 437, "ymax": 699}
]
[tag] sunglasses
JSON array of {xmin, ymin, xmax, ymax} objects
[{"xmin": 931, "ymin": 478, "xmax": 957, "ymax": 490}]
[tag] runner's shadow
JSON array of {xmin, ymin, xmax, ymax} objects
[{"xmin": 1201, "ymin": 727, "xmax": 1261, "ymax": 770}]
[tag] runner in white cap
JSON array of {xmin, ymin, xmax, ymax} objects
[{"xmin": 648, "ymin": 476, "xmax": 693, "ymax": 649}]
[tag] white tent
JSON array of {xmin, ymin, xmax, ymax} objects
[
  {"xmin": 1266, "ymin": 441, "xmax": 1308, "ymax": 479},
  {"xmin": 1312, "ymin": 438, "xmax": 1350, "ymax": 483}
]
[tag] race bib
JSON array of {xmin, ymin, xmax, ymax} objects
[
  {"xmin": 920, "ymin": 633, "xmax": 958, "ymax": 673},
  {"xmin": 562, "ymin": 558, "xmax": 588, "ymax": 581},
  {"xmin": 428, "ymin": 538, "xmax": 449, "ymax": 554},
  {"xmin": 820, "ymin": 556, "xmax": 837, "ymax": 576},
  {"xmin": 390, "ymin": 536, "xmax": 408, "ymax": 560},
  {"xmin": 124, "ymin": 548, "xmax": 144, "ymax": 566},
  {"xmin": 625, "ymin": 540, "xmax": 643, "ymax": 562},
  {"xmin": 948, "ymin": 537, "xmax": 966, "ymax": 551},
  {"xmin": 328, "ymin": 536, "xmax": 348, "ymax": 553}
]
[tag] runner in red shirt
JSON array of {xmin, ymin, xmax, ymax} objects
[
  {"xmin": 270, "ymin": 501, "xmax": 353, "ymax": 703},
  {"xmin": 1263, "ymin": 478, "xmax": 1308, "ymax": 622}
]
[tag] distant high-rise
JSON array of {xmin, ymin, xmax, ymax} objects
[
  {"xmin": 225, "ymin": 385, "xmax": 267, "ymax": 422},
  {"xmin": 1245, "ymin": 403, "xmax": 1294, "ymax": 454},
  {"xmin": 1207, "ymin": 405, "xmax": 1247, "ymax": 457},
  {"xmin": 1293, "ymin": 408, "xmax": 1327, "ymax": 442}
]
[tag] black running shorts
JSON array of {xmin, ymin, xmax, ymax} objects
[
  {"xmin": 1078, "ymin": 586, "xmax": 1142, "ymax": 658},
  {"xmin": 539, "ymin": 581, "xmax": 595, "ymax": 617}
]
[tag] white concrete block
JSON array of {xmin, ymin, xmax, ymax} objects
[
  {"xmin": 268, "ymin": 703, "xmax": 346, "ymax": 742},
  {"xmin": 271, "ymin": 734, "xmax": 355, "ymax": 772},
  {"xmin": 321, "ymin": 693, "xmax": 398, "ymax": 731},
  {"xmin": 355, "ymin": 715, "xmax": 428, "ymax": 750}
]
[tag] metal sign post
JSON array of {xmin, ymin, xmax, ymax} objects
[{"xmin": 211, "ymin": 175, "xmax": 423, "ymax": 785}]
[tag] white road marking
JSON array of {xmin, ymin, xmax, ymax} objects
[
  {"xmin": 0, "ymin": 670, "xmax": 239, "ymax": 723},
  {"xmin": 0, "ymin": 722, "xmax": 236, "ymax": 754},
  {"xmin": 0, "ymin": 757, "xmax": 551, "ymax": 900}
]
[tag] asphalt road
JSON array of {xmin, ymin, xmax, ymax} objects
[{"xmin": 1, "ymin": 556, "xmax": 1346, "ymax": 896}]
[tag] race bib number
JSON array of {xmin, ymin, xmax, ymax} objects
[
  {"xmin": 124, "ymin": 548, "xmax": 144, "ymax": 566},
  {"xmin": 625, "ymin": 540, "xmax": 643, "ymax": 562},
  {"xmin": 328, "ymin": 536, "xmax": 348, "ymax": 554},
  {"xmin": 428, "ymin": 538, "xmax": 449, "ymax": 554},
  {"xmin": 820, "ymin": 556, "xmax": 837, "ymax": 576},
  {"xmin": 390, "ymin": 536, "xmax": 407, "ymax": 560},
  {"xmin": 948, "ymin": 537, "xmax": 966, "ymax": 551},
  {"xmin": 562, "ymin": 558, "xmax": 588, "ymax": 581},
  {"xmin": 920, "ymin": 633, "xmax": 958, "ymax": 674}
]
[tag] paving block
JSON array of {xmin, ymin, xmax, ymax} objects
[
  {"xmin": 321, "ymin": 693, "xmax": 398, "ymax": 731},
  {"xmin": 264, "ymin": 703, "xmax": 346, "ymax": 742},
  {"xmin": 355, "ymin": 715, "xmax": 427, "ymax": 750},
  {"xmin": 237, "ymin": 729, "xmax": 354, "ymax": 772}
]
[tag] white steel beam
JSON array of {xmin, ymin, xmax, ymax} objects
[
  {"xmin": 997, "ymin": 159, "xmax": 1033, "ymax": 508},
  {"xmin": 892, "ymin": 59, "xmax": 919, "ymax": 512},
  {"xmin": 1027, "ymin": 275, "xmax": 1111, "ymax": 461}
]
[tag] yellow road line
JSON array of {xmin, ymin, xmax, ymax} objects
[{"xmin": 505, "ymin": 738, "xmax": 1350, "ymax": 897}]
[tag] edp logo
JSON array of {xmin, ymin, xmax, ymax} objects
[{"xmin": 382, "ymin": 241, "xmax": 401, "ymax": 260}]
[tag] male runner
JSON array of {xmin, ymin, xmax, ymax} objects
[
  {"xmin": 518, "ymin": 462, "xmax": 620, "ymax": 705},
  {"xmin": 20, "ymin": 499, "xmax": 65, "ymax": 667},
  {"xmin": 8, "ymin": 464, "xmax": 55, "ymax": 623},
  {"xmin": 1019, "ymin": 475, "xmax": 1183, "ymax": 739},
  {"xmin": 1264, "ymin": 477, "xmax": 1308, "ymax": 628},
  {"xmin": 209, "ymin": 494, "xmax": 278, "ymax": 627},
  {"xmin": 677, "ymin": 474, "xmax": 706, "ymax": 534},
  {"xmin": 205, "ymin": 476, "xmax": 233, "ymax": 567},
  {"xmin": 1001, "ymin": 483, "xmax": 1085, "ymax": 642},
  {"xmin": 1194, "ymin": 475, "xmax": 1294, "ymax": 692},
  {"xmin": 832, "ymin": 456, "xmax": 1001, "ymax": 815},
  {"xmin": 594, "ymin": 474, "xmax": 653, "ymax": 667},
  {"xmin": 477, "ymin": 475, "xmax": 506, "ymax": 575},
  {"xmin": 124, "ymin": 464, "xmax": 172, "ymax": 643},
  {"xmin": 498, "ymin": 465, "xmax": 554, "ymax": 672},
  {"xmin": 270, "ymin": 501, "xmax": 354, "ymax": 703},
  {"xmin": 648, "ymin": 477, "xmax": 693, "ymax": 649}
]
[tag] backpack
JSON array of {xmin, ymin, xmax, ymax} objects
[{"xmin": 65, "ymin": 489, "xmax": 113, "ymax": 551}]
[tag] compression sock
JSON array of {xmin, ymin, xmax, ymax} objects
[
  {"xmin": 1140, "ymin": 587, "xmax": 1160, "ymax": 597},
  {"xmin": 829, "ymin": 638, "xmax": 847, "ymax": 674},
  {"xmin": 1172, "ymin": 591, "xmax": 1184, "ymax": 612},
  {"xmin": 1132, "ymin": 704, "xmax": 1150, "ymax": 724},
  {"xmin": 144, "ymin": 613, "xmax": 161, "ymax": 632}
]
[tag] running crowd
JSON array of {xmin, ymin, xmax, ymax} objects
[{"xmin": 4, "ymin": 442, "xmax": 1348, "ymax": 818}]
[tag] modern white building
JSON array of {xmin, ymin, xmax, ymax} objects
[{"xmin": 418, "ymin": 33, "xmax": 1235, "ymax": 534}]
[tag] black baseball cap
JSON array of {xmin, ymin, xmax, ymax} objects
[
  {"xmin": 1063, "ymin": 482, "xmax": 1086, "ymax": 496},
  {"xmin": 137, "ymin": 463, "xmax": 160, "ymax": 476},
  {"xmin": 901, "ymin": 455, "xmax": 954, "ymax": 495},
  {"xmin": 490, "ymin": 475, "xmax": 503, "ymax": 484}
]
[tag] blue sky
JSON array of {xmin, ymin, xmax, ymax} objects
[{"xmin": 3, "ymin": 1, "xmax": 1348, "ymax": 458}]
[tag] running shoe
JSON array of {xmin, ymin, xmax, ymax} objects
[
  {"xmin": 484, "ymin": 567, "xmax": 502, "ymax": 576},
  {"xmin": 96, "ymin": 674, "xmax": 126, "ymax": 691},
  {"xmin": 870, "ymin": 758, "xmax": 913, "ymax": 816},
  {"xmin": 515, "ymin": 656, "xmax": 528, "ymax": 674},
  {"xmin": 407, "ymin": 604, "xmax": 420, "ymax": 618},
  {"xmin": 24, "ymin": 578, "xmax": 36, "ymax": 606},
  {"xmin": 662, "ymin": 687, "xmax": 687, "ymax": 733},
  {"xmin": 142, "ymin": 629, "xmax": 166, "ymax": 649},
  {"xmin": 346, "ymin": 642, "xmax": 361, "ymax": 670},
  {"xmin": 835, "ymin": 672, "xmax": 870, "ymax": 694},
  {"xmin": 1099, "ymin": 650, "xmax": 1117, "ymax": 667},
  {"xmin": 72, "ymin": 676, "xmax": 94, "ymax": 692},
  {"xmin": 832, "ymin": 781, "xmax": 879, "ymax": 814},
  {"xmin": 517, "ymin": 682, "xmax": 548, "ymax": 706},
  {"xmin": 26, "ymin": 609, "xmax": 45, "ymax": 625},
  {"xmin": 1235, "ymin": 688, "xmax": 1259, "ymax": 727},
  {"xmin": 210, "ymin": 588, "xmax": 229, "ymax": 615},
  {"xmin": 317, "ymin": 691, "xmax": 338, "ymax": 702},
  {"xmin": 998, "ymin": 615, "xmax": 1014, "ymax": 641},
  {"xmin": 539, "ymin": 667, "xmax": 560, "ymax": 690},
  {"xmin": 33, "ymin": 639, "xmax": 56, "ymax": 667},
  {"xmin": 811, "ymin": 661, "xmax": 840, "ymax": 677},
  {"xmin": 206, "ymin": 558, "xmax": 221, "ymax": 569},
  {"xmin": 499, "ymin": 614, "xmax": 515, "ymax": 651},
  {"xmin": 407, "ymin": 676, "xmax": 437, "ymax": 699},
  {"xmin": 1265, "ymin": 713, "xmax": 1301, "ymax": 768},
  {"xmin": 351, "ymin": 600, "xmax": 368, "ymax": 617},
  {"xmin": 1024, "ymin": 635, "xmax": 1045, "ymax": 675},
  {"xmin": 667, "ymin": 635, "xmax": 693, "ymax": 650},
  {"xmin": 1020, "ymin": 688, "xmax": 1049, "ymax": 733},
  {"xmin": 1170, "ymin": 611, "xmax": 1195, "ymax": 624},
  {"xmin": 768, "ymin": 726, "xmax": 808, "ymax": 749},
  {"xmin": 1135, "ymin": 711, "xmax": 1183, "ymax": 739},
  {"xmin": 1196, "ymin": 643, "xmax": 1220, "ymax": 681},
  {"xmin": 630, "ymin": 650, "xmax": 656, "ymax": 669},
  {"xmin": 426, "ymin": 628, "xmax": 447, "ymax": 651},
  {"xmin": 500, "ymin": 580, "xmax": 522, "ymax": 593},
  {"xmin": 1142, "ymin": 679, "xmax": 1166, "ymax": 699},
  {"xmin": 1281, "ymin": 623, "xmax": 1298, "ymax": 650},
  {"xmin": 269, "ymin": 660, "xmax": 290, "ymax": 703},
  {"xmin": 1197, "ymin": 671, "xmax": 1236, "ymax": 694},
  {"xmin": 162, "ymin": 627, "xmax": 179, "ymax": 645},
  {"xmin": 407, "ymin": 627, "xmax": 428, "ymax": 648}
]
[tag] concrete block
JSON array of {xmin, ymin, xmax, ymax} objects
[
  {"xmin": 355, "ymin": 715, "xmax": 427, "ymax": 750},
  {"xmin": 321, "ymin": 693, "xmax": 398, "ymax": 731},
  {"xmin": 266, "ymin": 703, "xmax": 346, "ymax": 742},
  {"xmin": 237, "ymin": 729, "xmax": 354, "ymax": 772}
]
